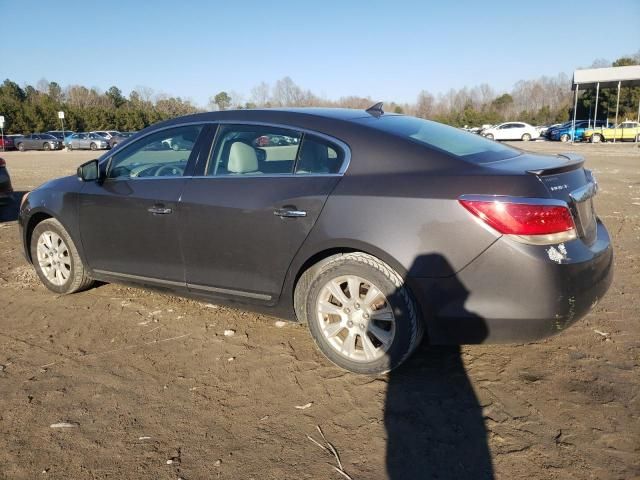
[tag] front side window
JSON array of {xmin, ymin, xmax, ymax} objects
[
  {"xmin": 295, "ymin": 136, "xmax": 343, "ymax": 174},
  {"xmin": 207, "ymin": 125, "xmax": 301, "ymax": 176},
  {"xmin": 108, "ymin": 125, "xmax": 203, "ymax": 179}
]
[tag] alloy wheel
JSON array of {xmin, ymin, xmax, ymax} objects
[
  {"xmin": 36, "ymin": 230, "xmax": 71, "ymax": 286},
  {"xmin": 315, "ymin": 275, "xmax": 396, "ymax": 363}
]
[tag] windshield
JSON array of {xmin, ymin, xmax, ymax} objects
[{"xmin": 361, "ymin": 115, "xmax": 520, "ymax": 164}]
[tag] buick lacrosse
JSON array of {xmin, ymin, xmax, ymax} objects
[{"xmin": 19, "ymin": 105, "xmax": 613, "ymax": 374}]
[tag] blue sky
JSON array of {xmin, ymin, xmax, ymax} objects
[{"xmin": 4, "ymin": 0, "xmax": 639, "ymax": 107}]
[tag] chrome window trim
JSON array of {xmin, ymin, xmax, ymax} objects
[{"xmin": 99, "ymin": 119, "xmax": 351, "ymax": 179}]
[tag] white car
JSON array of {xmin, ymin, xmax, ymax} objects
[{"xmin": 482, "ymin": 122, "xmax": 539, "ymax": 141}]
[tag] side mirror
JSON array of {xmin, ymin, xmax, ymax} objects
[{"xmin": 77, "ymin": 159, "xmax": 100, "ymax": 182}]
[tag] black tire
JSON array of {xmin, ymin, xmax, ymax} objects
[
  {"xmin": 299, "ymin": 252, "xmax": 423, "ymax": 374},
  {"xmin": 43, "ymin": 143, "xmax": 50, "ymax": 151},
  {"xmin": 30, "ymin": 218, "xmax": 94, "ymax": 294},
  {"xmin": 17, "ymin": 142, "xmax": 24, "ymax": 152},
  {"xmin": 521, "ymin": 133, "xmax": 531, "ymax": 141},
  {"xmin": 90, "ymin": 142, "xmax": 97, "ymax": 151}
]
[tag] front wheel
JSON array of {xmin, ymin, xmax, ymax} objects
[
  {"xmin": 90, "ymin": 142, "xmax": 97, "ymax": 151},
  {"xmin": 591, "ymin": 134, "xmax": 602, "ymax": 143},
  {"xmin": 30, "ymin": 218, "xmax": 94, "ymax": 294},
  {"xmin": 300, "ymin": 252, "xmax": 423, "ymax": 374},
  {"xmin": 521, "ymin": 133, "xmax": 531, "ymax": 141},
  {"xmin": 484, "ymin": 133, "xmax": 494, "ymax": 140},
  {"xmin": 67, "ymin": 143, "xmax": 73, "ymax": 151},
  {"xmin": 43, "ymin": 143, "xmax": 51, "ymax": 151},
  {"xmin": 17, "ymin": 142, "xmax": 24, "ymax": 152}
]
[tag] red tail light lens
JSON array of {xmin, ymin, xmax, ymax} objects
[{"xmin": 459, "ymin": 198, "xmax": 575, "ymax": 236}]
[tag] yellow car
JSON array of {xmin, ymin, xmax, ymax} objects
[{"xmin": 584, "ymin": 121, "xmax": 640, "ymax": 142}]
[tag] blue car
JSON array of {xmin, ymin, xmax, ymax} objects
[{"xmin": 547, "ymin": 120, "xmax": 609, "ymax": 142}]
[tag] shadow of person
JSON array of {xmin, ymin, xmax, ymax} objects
[
  {"xmin": 385, "ymin": 254, "xmax": 494, "ymax": 479},
  {"xmin": 0, "ymin": 191, "xmax": 27, "ymax": 223}
]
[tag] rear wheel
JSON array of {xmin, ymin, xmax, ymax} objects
[
  {"xmin": 30, "ymin": 218, "xmax": 94, "ymax": 294},
  {"xmin": 67, "ymin": 143, "xmax": 73, "ymax": 151},
  {"xmin": 299, "ymin": 252, "xmax": 423, "ymax": 374},
  {"xmin": 484, "ymin": 133, "xmax": 494, "ymax": 140},
  {"xmin": 17, "ymin": 142, "xmax": 24, "ymax": 152},
  {"xmin": 521, "ymin": 133, "xmax": 531, "ymax": 141},
  {"xmin": 90, "ymin": 142, "xmax": 97, "ymax": 151},
  {"xmin": 43, "ymin": 143, "xmax": 50, "ymax": 151},
  {"xmin": 560, "ymin": 133, "xmax": 570, "ymax": 142},
  {"xmin": 591, "ymin": 134, "xmax": 603, "ymax": 143}
]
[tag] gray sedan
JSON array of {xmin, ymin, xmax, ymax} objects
[
  {"xmin": 16, "ymin": 134, "xmax": 63, "ymax": 151},
  {"xmin": 67, "ymin": 133, "xmax": 109, "ymax": 151},
  {"xmin": 18, "ymin": 106, "xmax": 613, "ymax": 374}
]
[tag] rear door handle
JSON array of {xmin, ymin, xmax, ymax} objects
[
  {"xmin": 148, "ymin": 205, "xmax": 173, "ymax": 215},
  {"xmin": 274, "ymin": 208, "xmax": 307, "ymax": 218}
]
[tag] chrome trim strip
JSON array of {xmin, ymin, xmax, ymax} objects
[
  {"xmin": 458, "ymin": 194, "xmax": 568, "ymax": 208},
  {"xmin": 509, "ymin": 229, "xmax": 577, "ymax": 245},
  {"xmin": 93, "ymin": 269, "xmax": 185, "ymax": 287},
  {"xmin": 569, "ymin": 182, "xmax": 597, "ymax": 203},
  {"xmin": 99, "ymin": 119, "xmax": 352, "ymax": 177},
  {"xmin": 187, "ymin": 283, "xmax": 272, "ymax": 301}
]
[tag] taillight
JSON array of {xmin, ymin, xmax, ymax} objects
[
  {"xmin": 0, "ymin": 157, "xmax": 5, "ymax": 167},
  {"xmin": 459, "ymin": 196, "xmax": 576, "ymax": 245}
]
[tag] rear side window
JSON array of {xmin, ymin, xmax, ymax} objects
[
  {"xmin": 295, "ymin": 136, "xmax": 343, "ymax": 174},
  {"xmin": 362, "ymin": 116, "xmax": 519, "ymax": 164},
  {"xmin": 207, "ymin": 125, "xmax": 301, "ymax": 176}
]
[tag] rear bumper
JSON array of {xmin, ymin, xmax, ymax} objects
[{"xmin": 410, "ymin": 219, "xmax": 613, "ymax": 344}]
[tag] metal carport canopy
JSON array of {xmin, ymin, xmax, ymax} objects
[
  {"xmin": 572, "ymin": 65, "xmax": 640, "ymax": 89},
  {"xmin": 570, "ymin": 65, "xmax": 640, "ymax": 143}
]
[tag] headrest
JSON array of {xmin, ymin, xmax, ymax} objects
[{"xmin": 228, "ymin": 141, "xmax": 258, "ymax": 173}]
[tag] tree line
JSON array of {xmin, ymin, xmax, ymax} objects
[{"xmin": 1, "ymin": 53, "xmax": 638, "ymax": 135}]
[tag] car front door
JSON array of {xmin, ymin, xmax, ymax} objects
[
  {"xmin": 495, "ymin": 124, "xmax": 512, "ymax": 140},
  {"xmin": 180, "ymin": 124, "xmax": 345, "ymax": 303},
  {"xmin": 78, "ymin": 124, "xmax": 207, "ymax": 282}
]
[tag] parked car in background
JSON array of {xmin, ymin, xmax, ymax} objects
[
  {"xmin": 547, "ymin": 120, "xmax": 609, "ymax": 142},
  {"xmin": 67, "ymin": 132, "xmax": 110, "ymax": 151},
  {"xmin": 0, "ymin": 157, "xmax": 13, "ymax": 204},
  {"xmin": 46, "ymin": 130, "xmax": 75, "ymax": 142},
  {"xmin": 481, "ymin": 122, "xmax": 540, "ymax": 141},
  {"xmin": 0, "ymin": 135, "xmax": 16, "ymax": 151},
  {"xmin": 16, "ymin": 134, "xmax": 63, "ymax": 151},
  {"xmin": 108, "ymin": 131, "xmax": 136, "ymax": 149},
  {"xmin": 583, "ymin": 121, "xmax": 640, "ymax": 143},
  {"xmin": 92, "ymin": 130, "xmax": 121, "ymax": 140},
  {"xmin": 19, "ymin": 107, "xmax": 613, "ymax": 374}
]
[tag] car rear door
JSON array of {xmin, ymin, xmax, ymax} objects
[
  {"xmin": 180, "ymin": 123, "xmax": 346, "ymax": 303},
  {"xmin": 78, "ymin": 124, "xmax": 208, "ymax": 283}
]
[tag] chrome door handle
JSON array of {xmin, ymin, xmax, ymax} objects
[
  {"xmin": 274, "ymin": 208, "xmax": 307, "ymax": 218},
  {"xmin": 148, "ymin": 205, "xmax": 173, "ymax": 215}
]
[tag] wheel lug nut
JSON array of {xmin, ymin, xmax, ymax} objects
[
  {"xmin": 363, "ymin": 313, "xmax": 370, "ymax": 319},
  {"xmin": 355, "ymin": 303, "xmax": 360, "ymax": 309},
  {"xmin": 344, "ymin": 307, "xmax": 350, "ymax": 313}
]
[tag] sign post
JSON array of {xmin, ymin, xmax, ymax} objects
[
  {"xmin": 58, "ymin": 111, "xmax": 65, "ymax": 146},
  {"xmin": 0, "ymin": 115, "xmax": 5, "ymax": 152}
]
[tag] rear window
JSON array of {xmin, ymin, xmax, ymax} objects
[{"xmin": 362, "ymin": 115, "xmax": 520, "ymax": 164}]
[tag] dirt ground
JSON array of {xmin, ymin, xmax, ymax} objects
[{"xmin": 0, "ymin": 142, "xmax": 638, "ymax": 480}]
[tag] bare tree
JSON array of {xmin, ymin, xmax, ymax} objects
[
  {"xmin": 250, "ymin": 82, "xmax": 271, "ymax": 107},
  {"xmin": 415, "ymin": 90, "xmax": 435, "ymax": 118}
]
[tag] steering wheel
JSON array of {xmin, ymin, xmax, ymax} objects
[{"xmin": 155, "ymin": 164, "xmax": 185, "ymax": 177}]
